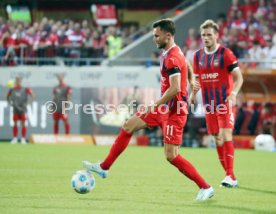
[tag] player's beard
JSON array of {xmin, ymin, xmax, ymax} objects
[{"xmin": 157, "ymin": 42, "xmax": 166, "ymax": 49}]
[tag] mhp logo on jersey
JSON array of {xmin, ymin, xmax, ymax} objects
[{"xmin": 201, "ymin": 73, "xmax": 219, "ymax": 80}]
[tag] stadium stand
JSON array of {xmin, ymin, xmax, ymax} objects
[{"xmin": 1, "ymin": 0, "xmax": 276, "ymax": 149}]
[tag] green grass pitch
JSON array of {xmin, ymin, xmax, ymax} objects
[{"xmin": 0, "ymin": 143, "xmax": 275, "ymax": 214}]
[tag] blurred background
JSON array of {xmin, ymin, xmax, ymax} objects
[{"xmin": 1, "ymin": 0, "xmax": 276, "ymax": 150}]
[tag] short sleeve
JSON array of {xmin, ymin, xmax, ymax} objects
[
  {"xmin": 225, "ymin": 48, "xmax": 239, "ymax": 72},
  {"xmin": 165, "ymin": 56, "xmax": 180, "ymax": 70},
  {"xmin": 26, "ymin": 88, "xmax": 33, "ymax": 95},
  {"xmin": 67, "ymin": 87, "xmax": 72, "ymax": 95},
  {"xmin": 193, "ymin": 53, "xmax": 199, "ymax": 76},
  {"xmin": 165, "ymin": 56, "xmax": 181, "ymax": 77}
]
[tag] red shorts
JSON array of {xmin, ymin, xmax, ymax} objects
[
  {"xmin": 53, "ymin": 112, "xmax": 68, "ymax": 120},
  {"xmin": 136, "ymin": 108, "xmax": 187, "ymax": 145},
  {"xmin": 205, "ymin": 107, "xmax": 236, "ymax": 134},
  {"xmin": 13, "ymin": 114, "xmax": 27, "ymax": 121}
]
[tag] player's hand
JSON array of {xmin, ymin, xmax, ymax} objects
[
  {"xmin": 225, "ymin": 93, "xmax": 236, "ymax": 106},
  {"xmin": 193, "ymin": 81, "xmax": 201, "ymax": 93}
]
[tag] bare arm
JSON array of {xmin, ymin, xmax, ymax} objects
[
  {"xmin": 155, "ymin": 74, "xmax": 181, "ymax": 107},
  {"xmin": 186, "ymin": 59, "xmax": 194, "ymax": 90},
  {"xmin": 231, "ymin": 68, "xmax": 243, "ymax": 95},
  {"xmin": 189, "ymin": 76, "xmax": 201, "ymax": 105},
  {"xmin": 225, "ymin": 68, "xmax": 243, "ymax": 105}
]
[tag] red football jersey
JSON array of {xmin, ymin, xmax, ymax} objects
[
  {"xmin": 160, "ymin": 45, "xmax": 188, "ymax": 113},
  {"xmin": 193, "ymin": 45, "xmax": 239, "ymax": 106}
]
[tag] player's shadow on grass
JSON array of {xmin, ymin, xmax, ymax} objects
[{"xmin": 239, "ymin": 186, "xmax": 276, "ymax": 196}]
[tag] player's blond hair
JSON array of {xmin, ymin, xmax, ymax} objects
[{"xmin": 200, "ymin": 19, "xmax": 219, "ymax": 33}]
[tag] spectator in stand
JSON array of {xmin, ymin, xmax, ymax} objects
[
  {"xmin": 246, "ymin": 40, "xmax": 265, "ymax": 67},
  {"xmin": 67, "ymin": 22, "xmax": 85, "ymax": 65},
  {"xmin": 4, "ymin": 31, "xmax": 29, "ymax": 65},
  {"xmin": 245, "ymin": 11, "xmax": 259, "ymax": 29},
  {"xmin": 241, "ymin": 0, "xmax": 257, "ymax": 18},
  {"xmin": 267, "ymin": 11, "xmax": 276, "ymax": 31},
  {"xmin": 33, "ymin": 31, "xmax": 50, "ymax": 62},
  {"xmin": 256, "ymin": 0, "xmax": 268, "ymax": 17},
  {"xmin": 183, "ymin": 28, "xmax": 200, "ymax": 54},
  {"xmin": 56, "ymin": 25, "xmax": 70, "ymax": 58},
  {"xmin": 263, "ymin": 38, "xmax": 276, "ymax": 68},
  {"xmin": 230, "ymin": 10, "xmax": 247, "ymax": 30},
  {"xmin": 81, "ymin": 19, "xmax": 90, "ymax": 35},
  {"xmin": 261, "ymin": 25, "xmax": 272, "ymax": 45},
  {"xmin": 227, "ymin": 0, "xmax": 241, "ymax": 17},
  {"xmin": 105, "ymin": 26, "xmax": 122, "ymax": 58},
  {"xmin": 91, "ymin": 29, "xmax": 106, "ymax": 58},
  {"xmin": 0, "ymin": 30, "xmax": 10, "ymax": 65},
  {"xmin": 185, "ymin": 40, "xmax": 198, "ymax": 64}
]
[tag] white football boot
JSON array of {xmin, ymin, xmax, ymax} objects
[
  {"xmin": 10, "ymin": 138, "xmax": 18, "ymax": 144},
  {"xmin": 82, "ymin": 161, "xmax": 108, "ymax": 178},
  {"xmin": 221, "ymin": 176, "xmax": 238, "ymax": 188},
  {"xmin": 21, "ymin": 138, "xmax": 27, "ymax": 145},
  {"xmin": 195, "ymin": 186, "xmax": 215, "ymax": 201}
]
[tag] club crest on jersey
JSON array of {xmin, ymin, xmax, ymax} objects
[{"xmin": 213, "ymin": 59, "xmax": 219, "ymax": 67}]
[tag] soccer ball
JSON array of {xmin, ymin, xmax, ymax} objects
[{"xmin": 71, "ymin": 170, "xmax": 95, "ymax": 194}]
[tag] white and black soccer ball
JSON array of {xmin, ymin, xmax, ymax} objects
[{"xmin": 71, "ymin": 170, "xmax": 95, "ymax": 194}]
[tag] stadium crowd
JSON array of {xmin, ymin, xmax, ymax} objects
[
  {"xmin": 184, "ymin": 0, "xmax": 276, "ymax": 67},
  {"xmin": 1, "ymin": 0, "xmax": 276, "ymax": 67},
  {"xmin": 0, "ymin": 16, "xmax": 141, "ymax": 65}
]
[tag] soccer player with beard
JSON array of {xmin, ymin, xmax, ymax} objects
[
  {"xmin": 6, "ymin": 76, "xmax": 34, "ymax": 144},
  {"xmin": 83, "ymin": 19, "xmax": 214, "ymax": 201},
  {"xmin": 190, "ymin": 20, "xmax": 243, "ymax": 187}
]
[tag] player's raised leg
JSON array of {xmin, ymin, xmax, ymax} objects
[{"xmin": 82, "ymin": 114, "xmax": 147, "ymax": 178}]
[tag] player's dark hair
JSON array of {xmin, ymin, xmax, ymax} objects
[
  {"xmin": 152, "ymin": 18, "xmax": 176, "ymax": 36},
  {"xmin": 200, "ymin": 19, "xmax": 219, "ymax": 33}
]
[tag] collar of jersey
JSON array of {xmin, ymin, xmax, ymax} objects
[
  {"xmin": 162, "ymin": 44, "xmax": 176, "ymax": 56},
  {"xmin": 204, "ymin": 44, "xmax": 220, "ymax": 55}
]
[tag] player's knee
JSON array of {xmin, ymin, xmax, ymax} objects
[
  {"xmin": 220, "ymin": 129, "xmax": 233, "ymax": 142},
  {"xmin": 165, "ymin": 151, "xmax": 176, "ymax": 162},
  {"xmin": 122, "ymin": 121, "xmax": 134, "ymax": 133},
  {"xmin": 214, "ymin": 134, "xmax": 223, "ymax": 146}
]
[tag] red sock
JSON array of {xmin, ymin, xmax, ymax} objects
[
  {"xmin": 54, "ymin": 121, "xmax": 59, "ymax": 134},
  {"xmin": 170, "ymin": 154, "xmax": 210, "ymax": 189},
  {"xmin": 100, "ymin": 129, "xmax": 132, "ymax": 170},
  {"xmin": 65, "ymin": 122, "xmax": 70, "ymax": 134},
  {"xmin": 22, "ymin": 126, "xmax": 27, "ymax": 138},
  {"xmin": 224, "ymin": 141, "xmax": 236, "ymax": 180},
  {"xmin": 216, "ymin": 145, "xmax": 226, "ymax": 171},
  {"xmin": 13, "ymin": 126, "xmax": 18, "ymax": 138}
]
